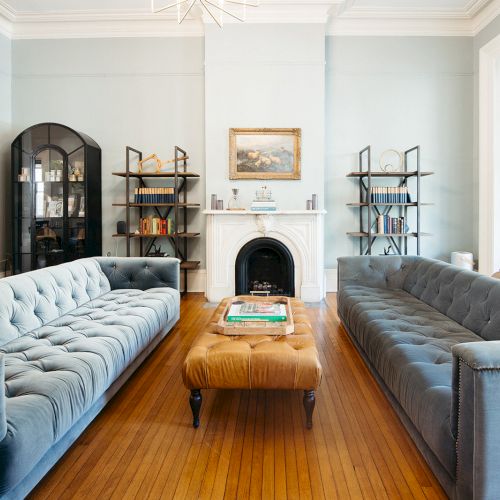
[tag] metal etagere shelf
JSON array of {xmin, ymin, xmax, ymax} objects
[
  {"xmin": 112, "ymin": 145, "xmax": 200, "ymax": 293},
  {"xmin": 346, "ymin": 145, "xmax": 433, "ymax": 256}
]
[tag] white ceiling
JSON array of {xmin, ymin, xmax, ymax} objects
[
  {"xmin": 0, "ymin": 0, "xmax": 499, "ymax": 38},
  {"xmin": 3, "ymin": 0, "xmax": 150, "ymax": 12}
]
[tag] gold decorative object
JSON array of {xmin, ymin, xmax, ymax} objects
[{"xmin": 137, "ymin": 153, "xmax": 190, "ymax": 174}]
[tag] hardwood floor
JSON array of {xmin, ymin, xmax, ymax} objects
[{"xmin": 30, "ymin": 293, "xmax": 446, "ymax": 500}]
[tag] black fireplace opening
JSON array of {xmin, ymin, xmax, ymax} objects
[{"xmin": 235, "ymin": 237, "xmax": 294, "ymax": 297}]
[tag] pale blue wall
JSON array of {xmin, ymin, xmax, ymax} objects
[
  {"xmin": 0, "ymin": 32, "xmax": 11, "ymax": 265},
  {"xmin": 325, "ymin": 36, "xmax": 474, "ymax": 268},
  {"xmin": 11, "ymin": 37, "xmax": 206, "ymax": 265},
  {"xmin": 3, "ymin": 32, "xmax": 485, "ymax": 276}
]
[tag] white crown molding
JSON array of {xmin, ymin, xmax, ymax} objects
[
  {"xmin": 0, "ymin": 15, "xmax": 12, "ymax": 38},
  {"xmin": 326, "ymin": 16, "xmax": 474, "ymax": 36},
  {"xmin": 0, "ymin": 0, "xmax": 500, "ymax": 38},
  {"xmin": 327, "ymin": 0, "xmax": 500, "ymax": 36},
  {"xmin": 11, "ymin": 19, "xmax": 204, "ymax": 39},
  {"xmin": 0, "ymin": 1, "xmax": 13, "ymax": 37},
  {"xmin": 0, "ymin": 0, "xmax": 14, "ymax": 20},
  {"xmin": 471, "ymin": 0, "xmax": 500, "ymax": 33},
  {"xmin": 466, "ymin": 0, "xmax": 492, "ymax": 17}
]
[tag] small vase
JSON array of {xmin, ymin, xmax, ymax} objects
[{"xmin": 228, "ymin": 188, "xmax": 240, "ymax": 210}]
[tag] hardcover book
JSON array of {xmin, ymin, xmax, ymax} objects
[{"xmin": 227, "ymin": 302, "xmax": 287, "ymax": 322}]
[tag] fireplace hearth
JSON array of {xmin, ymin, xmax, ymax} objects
[{"xmin": 235, "ymin": 237, "xmax": 294, "ymax": 296}]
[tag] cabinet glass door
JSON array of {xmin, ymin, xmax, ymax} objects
[{"xmin": 34, "ymin": 148, "xmax": 65, "ymax": 269}]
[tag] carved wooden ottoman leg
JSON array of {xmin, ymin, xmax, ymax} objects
[
  {"xmin": 303, "ymin": 390, "xmax": 315, "ymax": 429},
  {"xmin": 190, "ymin": 389, "xmax": 202, "ymax": 428}
]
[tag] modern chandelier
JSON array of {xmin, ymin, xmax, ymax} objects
[{"xmin": 151, "ymin": 0, "xmax": 260, "ymax": 28}]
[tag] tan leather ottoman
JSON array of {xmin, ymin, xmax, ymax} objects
[{"xmin": 182, "ymin": 297, "xmax": 322, "ymax": 429}]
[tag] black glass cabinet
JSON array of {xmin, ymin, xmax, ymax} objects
[{"xmin": 12, "ymin": 123, "xmax": 102, "ymax": 273}]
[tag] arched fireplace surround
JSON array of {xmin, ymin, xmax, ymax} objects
[{"xmin": 235, "ymin": 237, "xmax": 295, "ymax": 296}]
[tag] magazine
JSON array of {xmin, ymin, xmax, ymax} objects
[{"xmin": 227, "ymin": 301, "xmax": 287, "ymax": 322}]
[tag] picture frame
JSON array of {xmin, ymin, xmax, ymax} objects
[{"xmin": 229, "ymin": 128, "xmax": 301, "ymax": 180}]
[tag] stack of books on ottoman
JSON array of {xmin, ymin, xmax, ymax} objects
[{"xmin": 227, "ymin": 301, "xmax": 287, "ymax": 322}]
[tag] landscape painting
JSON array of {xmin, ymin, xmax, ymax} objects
[{"xmin": 229, "ymin": 128, "xmax": 301, "ymax": 180}]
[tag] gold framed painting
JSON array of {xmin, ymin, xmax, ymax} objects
[{"xmin": 229, "ymin": 128, "xmax": 301, "ymax": 180}]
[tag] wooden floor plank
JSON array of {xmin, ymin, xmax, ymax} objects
[
  {"xmin": 209, "ymin": 391, "xmax": 242, "ymax": 500},
  {"xmin": 261, "ymin": 390, "xmax": 275, "ymax": 500},
  {"xmin": 223, "ymin": 390, "xmax": 249, "ymax": 499},
  {"xmin": 29, "ymin": 293, "xmax": 446, "ymax": 500},
  {"xmin": 249, "ymin": 390, "xmax": 265, "ymax": 500}
]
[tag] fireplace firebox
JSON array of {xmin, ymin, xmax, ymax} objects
[{"xmin": 235, "ymin": 237, "xmax": 294, "ymax": 296}]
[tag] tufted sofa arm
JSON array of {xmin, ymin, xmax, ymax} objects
[
  {"xmin": 95, "ymin": 257, "xmax": 180, "ymax": 291},
  {"xmin": 0, "ymin": 354, "xmax": 6, "ymax": 442},
  {"xmin": 337, "ymin": 256, "xmax": 416, "ymax": 291},
  {"xmin": 452, "ymin": 341, "xmax": 500, "ymax": 499}
]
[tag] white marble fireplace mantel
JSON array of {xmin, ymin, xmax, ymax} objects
[{"xmin": 204, "ymin": 210, "xmax": 326, "ymax": 303}]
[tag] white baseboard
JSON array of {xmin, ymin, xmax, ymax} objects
[
  {"xmin": 325, "ymin": 268, "xmax": 338, "ymax": 293},
  {"xmin": 186, "ymin": 268, "xmax": 338, "ymax": 295}
]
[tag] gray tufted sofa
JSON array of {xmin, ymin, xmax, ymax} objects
[
  {"xmin": 0, "ymin": 256, "xmax": 180, "ymax": 499},
  {"xmin": 337, "ymin": 255, "xmax": 500, "ymax": 500}
]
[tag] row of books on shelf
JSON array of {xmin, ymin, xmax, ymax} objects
[
  {"xmin": 250, "ymin": 201, "xmax": 277, "ymax": 212},
  {"xmin": 367, "ymin": 187, "xmax": 411, "ymax": 204},
  {"xmin": 376, "ymin": 215, "xmax": 408, "ymax": 234},
  {"xmin": 139, "ymin": 216, "xmax": 174, "ymax": 235},
  {"xmin": 134, "ymin": 188, "xmax": 176, "ymax": 204}
]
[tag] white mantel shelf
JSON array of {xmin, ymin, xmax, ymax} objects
[
  {"xmin": 203, "ymin": 210, "xmax": 326, "ymax": 215},
  {"xmin": 204, "ymin": 209, "xmax": 326, "ymax": 303}
]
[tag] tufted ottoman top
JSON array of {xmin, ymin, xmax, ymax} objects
[{"xmin": 182, "ymin": 298, "xmax": 322, "ymax": 390}]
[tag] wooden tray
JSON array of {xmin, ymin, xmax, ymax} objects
[{"xmin": 216, "ymin": 295, "xmax": 294, "ymax": 336}]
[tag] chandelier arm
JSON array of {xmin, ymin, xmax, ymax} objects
[
  {"xmin": 152, "ymin": 0, "xmax": 189, "ymax": 13},
  {"xmin": 200, "ymin": 0, "xmax": 223, "ymax": 27},
  {"xmin": 179, "ymin": 0, "xmax": 198, "ymax": 22},
  {"xmin": 204, "ymin": 0, "xmax": 245, "ymax": 21},
  {"xmin": 224, "ymin": 0, "xmax": 259, "ymax": 7}
]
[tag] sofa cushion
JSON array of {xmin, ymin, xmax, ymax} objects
[
  {"xmin": 402, "ymin": 258, "xmax": 500, "ymax": 341},
  {"xmin": 339, "ymin": 284, "xmax": 482, "ymax": 478},
  {"xmin": 0, "ymin": 286, "xmax": 179, "ymax": 494},
  {"xmin": 0, "ymin": 259, "xmax": 111, "ymax": 347}
]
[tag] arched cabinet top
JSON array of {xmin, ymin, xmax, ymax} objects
[{"xmin": 12, "ymin": 122, "xmax": 100, "ymax": 155}]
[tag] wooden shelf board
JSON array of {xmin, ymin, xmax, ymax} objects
[
  {"xmin": 347, "ymin": 232, "xmax": 432, "ymax": 237},
  {"xmin": 180, "ymin": 260, "xmax": 200, "ymax": 270},
  {"xmin": 346, "ymin": 202, "xmax": 433, "ymax": 207},
  {"xmin": 112, "ymin": 203, "xmax": 200, "ymax": 207},
  {"xmin": 112, "ymin": 232, "xmax": 200, "ymax": 238},
  {"xmin": 112, "ymin": 172, "xmax": 200, "ymax": 178},
  {"xmin": 346, "ymin": 171, "xmax": 434, "ymax": 178}
]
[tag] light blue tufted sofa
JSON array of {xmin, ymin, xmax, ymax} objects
[
  {"xmin": 337, "ymin": 255, "xmax": 500, "ymax": 500},
  {"xmin": 0, "ymin": 256, "xmax": 180, "ymax": 499}
]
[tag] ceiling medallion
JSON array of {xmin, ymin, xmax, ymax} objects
[{"xmin": 151, "ymin": 0, "xmax": 260, "ymax": 28}]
